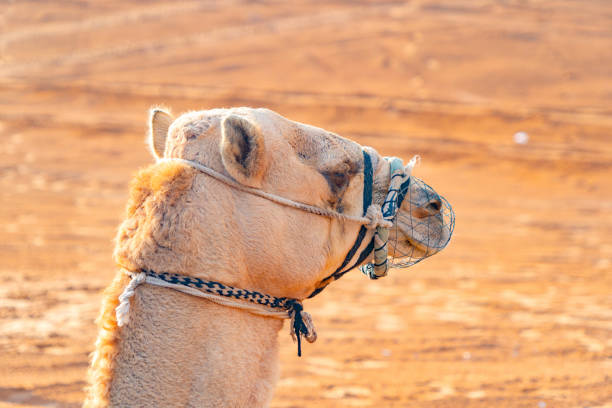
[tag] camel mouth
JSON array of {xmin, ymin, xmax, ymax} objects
[
  {"xmin": 392, "ymin": 216, "xmax": 449, "ymax": 258},
  {"xmin": 405, "ymin": 234, "xmax": 441, "ymax": 255},
  {"xmin": 408, "ymin": 217, "xmax": 451, "ymax": 249}
]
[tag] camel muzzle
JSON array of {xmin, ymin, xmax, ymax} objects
[
  {"xmin": 360, "ymin": 175, "xmax": 455, "ymax": 278},
  {"xmin": 313, "ymin": 152, "xmax": 455, "ymax": 292}
]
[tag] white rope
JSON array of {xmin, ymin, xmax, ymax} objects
[
  {"xmin": 364, "ymin": 204, "xmax": 392, "ymax": 230},
  {"xmin": 115, "ymin": 272, "xmax": 146, "ymax": 327},
  {"xmin": 159, "ymin": 158, "xmax": 387, "ymax": 228}
]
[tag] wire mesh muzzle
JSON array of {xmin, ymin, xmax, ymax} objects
[{"xmin": 387, "ymin": 177, "xmax": 455, "ymax": 268}]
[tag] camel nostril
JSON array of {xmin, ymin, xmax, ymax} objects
[{"xmin": 426, "ymin": 198, "xmax": 442, "ymax": 213}]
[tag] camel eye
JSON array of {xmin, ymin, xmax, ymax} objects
[
  {"xmin": 330, "ymin": 172, "xmax": 347, "ymax": 188},
  {"xmin": 322, "ymin": 170, "xmax": 349, "ymax": 193}
]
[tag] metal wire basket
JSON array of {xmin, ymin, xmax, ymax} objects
[
  {"xmin": 361, "ymin": 174, "xmax": 455, "ymax": 279},
  {"xmin": 388, "ymin": 176, "xmax": 455, "ymax": 268}
]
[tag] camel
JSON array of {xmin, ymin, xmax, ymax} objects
[{"xmin": 84, "ymin": 107, "xmax": 451, "ymax": 407}]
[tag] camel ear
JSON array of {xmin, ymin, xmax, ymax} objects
[
  {"xmin": 148, "ymin": 108, "xmax": 173, "ymax": 159},
  {"xmin": 220, "ymin": 114, "xmax": 266, "ymax": 187}
]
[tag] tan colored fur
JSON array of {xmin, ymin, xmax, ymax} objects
[{"xmin": 85, "ymin": 162, "xmax": 197, "ymax": 407}]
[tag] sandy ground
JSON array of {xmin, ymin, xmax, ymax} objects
[{"xmin": 1, "ymin": 1, "xmax": 611, "ymax": 407}]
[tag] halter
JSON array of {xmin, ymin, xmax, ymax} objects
[{"xmin": 116, "ymin": 150, "xmax": 414, "ymax": 356}]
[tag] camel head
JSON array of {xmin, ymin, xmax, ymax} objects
[{"xmin": 115, "ymin": 107, "xmax": 452, "ymax": 299}]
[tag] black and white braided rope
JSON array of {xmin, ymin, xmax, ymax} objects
[
  {"xmin": 116, "ymin": 269, "xmax": 317, "ymax": 356},
  {"xmin": 147, "ymin": 270, "xmax": 293, "ymax": 308}
]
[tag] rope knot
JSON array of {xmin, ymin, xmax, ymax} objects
[
  {"xmin": 365, "ymin": 204, "xmax": 392, "ymax": 230},
  {"xmin": 287, "ymin": 300, "xmax": 317, "ymax": 356},
  {"xmin": 115, "ymin": 272, "xmax": 146, "ymax": 327}
]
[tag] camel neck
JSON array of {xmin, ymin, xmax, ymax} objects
[{"xmin": 106, "ymin": 279, "xmax": 283, "ymax": 407}]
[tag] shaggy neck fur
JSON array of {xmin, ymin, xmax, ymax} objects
[{"xmin": 85, "ymin": 162, "xmax": 282, "ymax": 407}]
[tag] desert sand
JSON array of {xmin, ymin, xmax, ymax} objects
[{"xmin": 1, "ymin": 1, "xmax": 611, "ymax": 407}]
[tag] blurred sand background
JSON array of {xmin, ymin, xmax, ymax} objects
[{"xmin": 1, "ymin": 1, "xmax": 611, "ymax": 407}]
